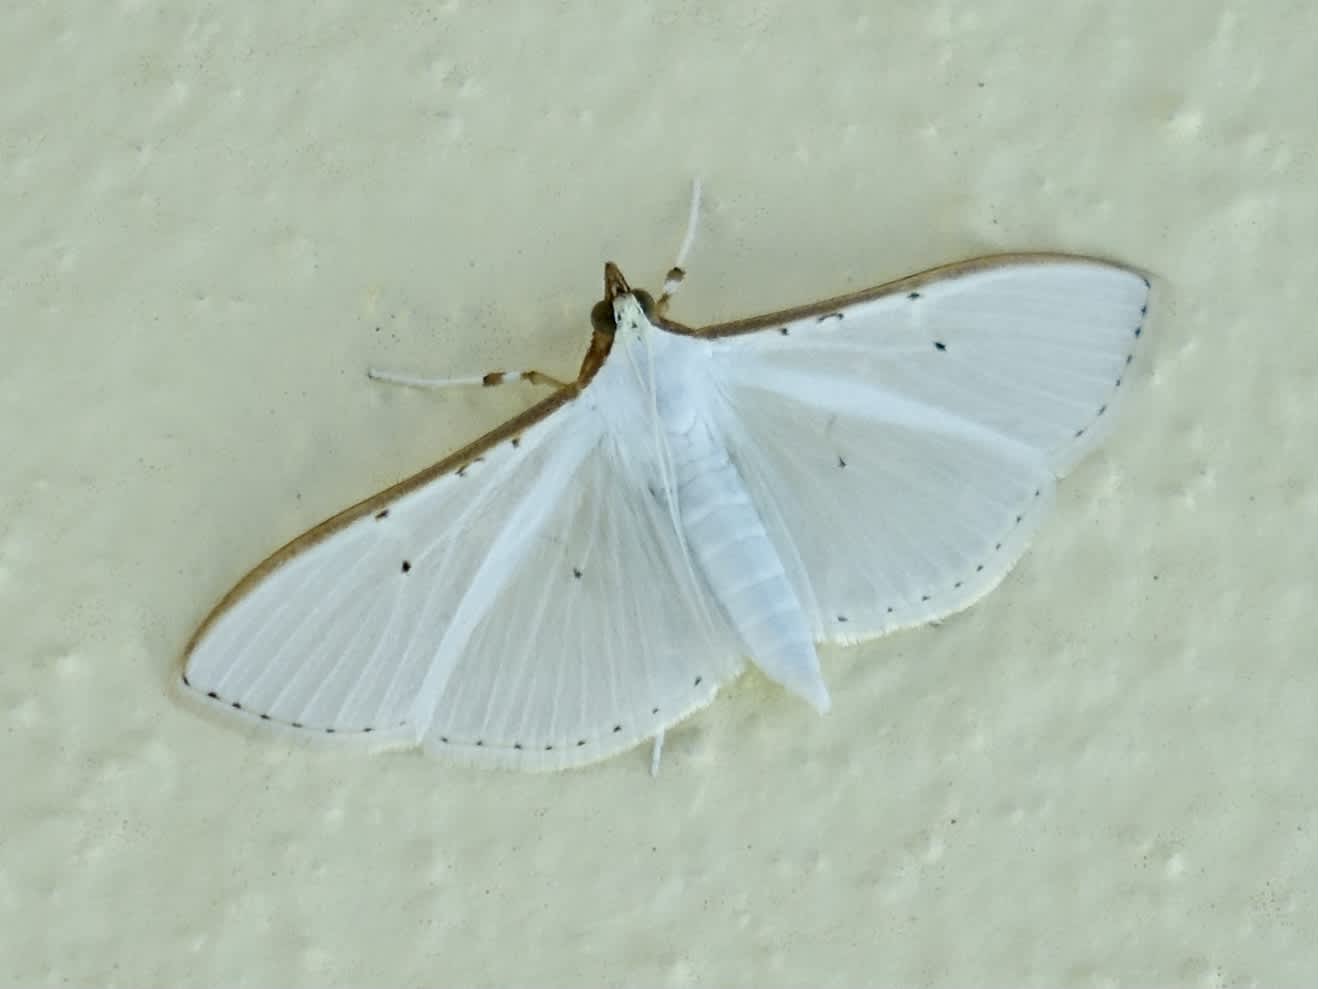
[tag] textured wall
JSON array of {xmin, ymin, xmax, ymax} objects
[{"xmin": 3, "ymin": 0, "xmax": 1314, "ymax": 985}]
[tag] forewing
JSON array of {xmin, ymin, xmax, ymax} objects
[
  {"xmin": 700, "ymin": 256, "xmax": 1150, "ymax": 640},
  {"xmin": 181, "ymin": 391, "xmax": 591, "ymax": 744}
]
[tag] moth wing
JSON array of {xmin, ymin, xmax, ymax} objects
[
  {"xmin": 180, "ymin": 392, "xmax": 587, "ymax": 745},
  {"xmin": 421, "ymin": 429, "xmax": 745, "ymax": 770},
  {"xmin": 181, "ymin": 390, "xmax": 743, "ymax": 769},
  {"xmin": 697, "ymin": 255, "xmax": 1150, "ymax": 640}
]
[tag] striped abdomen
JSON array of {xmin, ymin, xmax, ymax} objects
[{"xmin": 668, "ymin": 421, "xmax": 831, "ymax": 712}]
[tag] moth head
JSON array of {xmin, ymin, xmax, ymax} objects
[{"xmin": 591, "ymin": 262, "xmax": 656, "ymax": 334}]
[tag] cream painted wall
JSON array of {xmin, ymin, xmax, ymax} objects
[{"xmin": 3, "ymin": 1, "xmax": 1314, "ymax": 985}]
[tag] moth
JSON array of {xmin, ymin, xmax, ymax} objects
[{"xmin": 180, "ymin": 184, "xmax": 1150, "ymax": 771}]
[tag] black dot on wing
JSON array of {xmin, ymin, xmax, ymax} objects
[
  {"xmin": 837, "ymin": 455, "xmax": 847, "ymax": 469},
  {"xmin": 325, "ymin": 727, "xmax": 335, "ymax": 734},
  {"xmin": 651, "ymin": 706, "xmax": 660, "ymax": 715},
  {"xmin": 693, "ymin": 676, "xmax": 703, "ymax": 686},
  {"xmin": 780, "ymin": 326, "xmax": 790, "ymax": 336},
  {"xmin": 837, "ymin": 614, "xmax": 848, "ymax": 623},
  {"xmin": 933, "ymin": 341, "xmax": 947, "ymax": 352},
  {"xmin": 292, "ymin": 721, "xmax": 304, "ymax": 729},
  {"xmin": 511, "ymin": 437, "xmax": 521, "ymax": 448},
  {"xmin": 206, "ymin": 691, "xmax": 218, "ymax": 699},
  {"xmin": 230, "ymin": 701, "xmax": 241, "ymax": 710},
  {"xmin": 260, "ymin": 713, "xmax": 270, "ymax": 721},
  {"xmin": 613, "ymin": 724, "xmax": 622, "ymax": 733},
  {"xmin": 401, "ymin": 560, "xmax": 412, "ymax": 573},
  {"xmin": 375, "ymin": 509, "xmax": 389, "ymax": 520},
  {"xmin": 576, "ymin": 739, "xmax": 586, "ymax": 747},
  {"xmin": 545, "ymin": 744, "xmax": 554, "ymax": 751},
  {"xmin": 907, "ymin": 291, "xmax": 921, "ymax": 300},
  {"xmin": 572, "ymin": 567, "xmax": 583, "ymax": 579},
  {"xmin": 513, "ymin": 742, "xmax": 523, "ymax": 750}
]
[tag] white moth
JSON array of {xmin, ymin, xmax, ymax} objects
[{"xmin": 180, "ymin": 184, "xmax": 1150, "ymax": 771}]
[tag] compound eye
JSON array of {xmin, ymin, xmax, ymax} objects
[
  {"xmin": 590, "ymin": 299, "xmax": 616, "ymax": 333},
  {"xmin": 634, "ymin": 289, "xmax": 656, "ymax": 317}
]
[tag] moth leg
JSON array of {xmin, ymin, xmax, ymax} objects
[
  {"xmin": 366, "ymin": 368, "xmax": 571, "ymax": 390},
  {"xmin": 649, "ymin": 729, "xmax": 665, "ymax": 777},
  {"xmin": 656, "ymin": 177, "xmax": 703, "ymax": 317}
]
